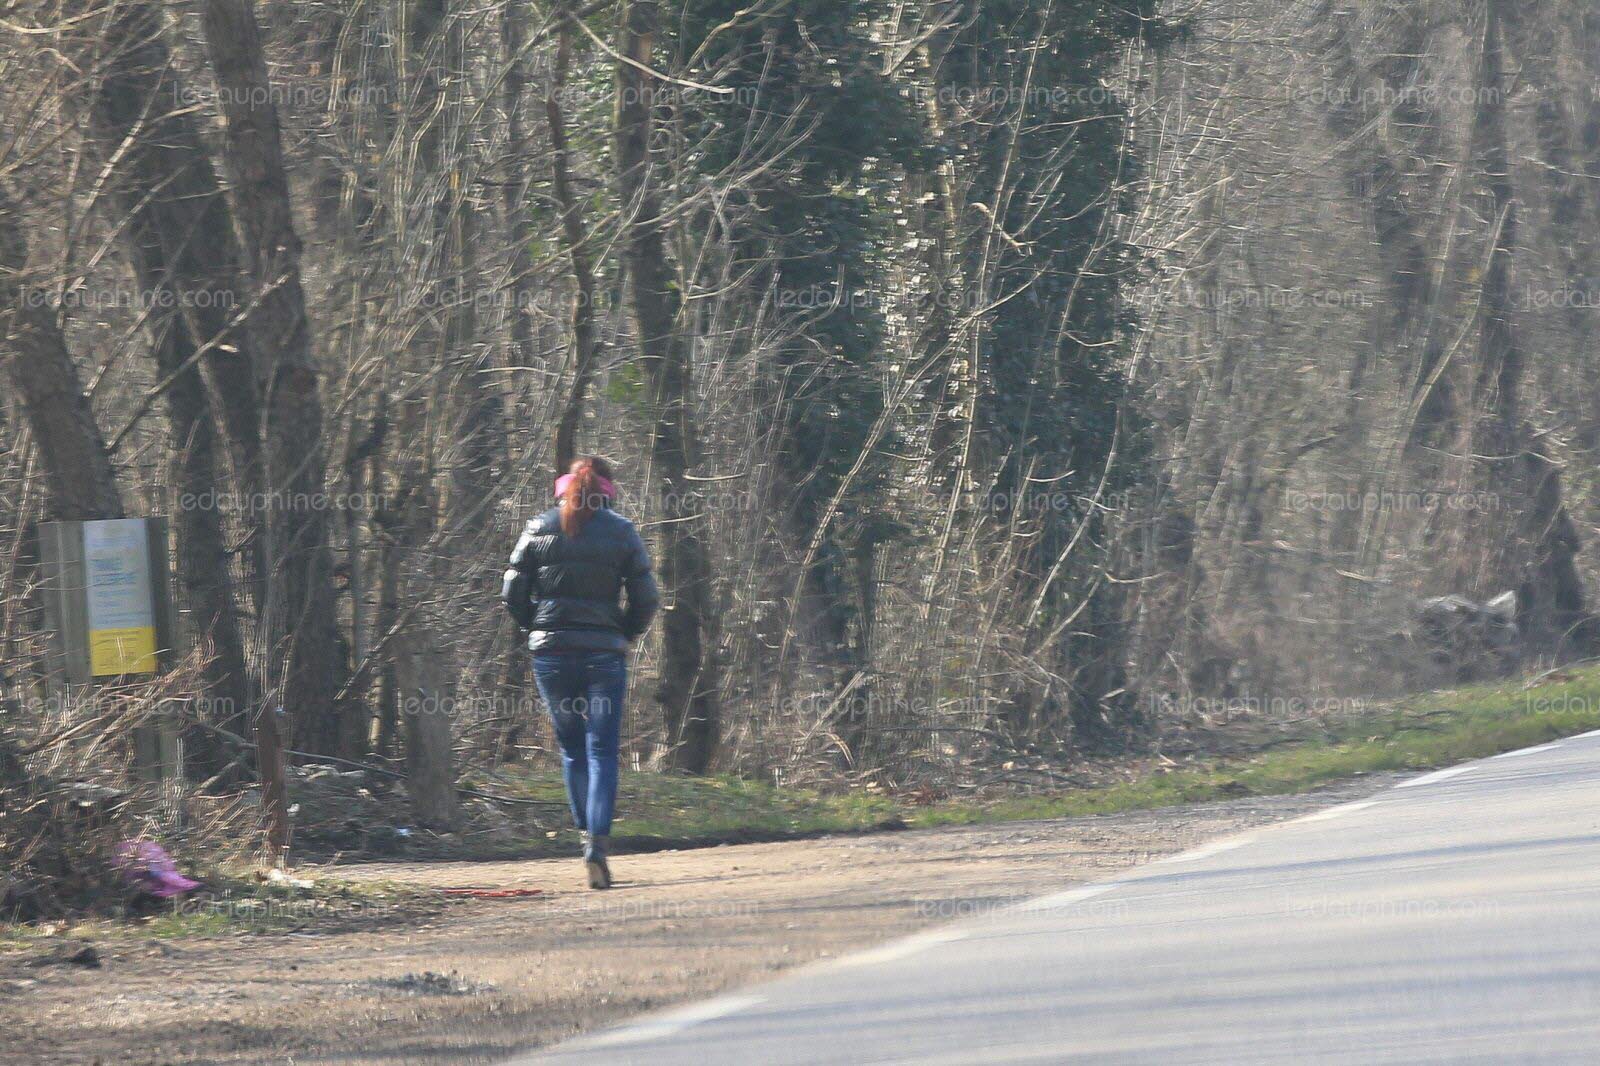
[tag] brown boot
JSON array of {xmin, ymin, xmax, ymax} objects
[{"xmin": 584, "ymin": 834, "xmax": 611, "ymax": 890}]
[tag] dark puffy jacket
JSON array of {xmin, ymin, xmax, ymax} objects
[{"xmin": 502, "ymin": 506, "xmax": 660, "ymax": 653}]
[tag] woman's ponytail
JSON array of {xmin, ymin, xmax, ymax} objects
[{"xmin": 559, "ymin": 456, "xmax": 616, "ymax": 537}]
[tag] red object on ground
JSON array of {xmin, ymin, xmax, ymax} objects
[{"xmin": 437, "ymin": 887, "xmax": 545, "ymax": 899}]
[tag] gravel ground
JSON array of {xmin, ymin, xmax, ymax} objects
[{"xmin": 0, "ymin": 773, "xmax": 1398, "ymax": 1065}]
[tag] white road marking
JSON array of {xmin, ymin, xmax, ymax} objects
[
  {"xmin": 1018, "ymin": 882, "xmax": 1124, "ymax": 914},
  {"xmin": 1393, "ymin": 765, "xmax": 1476, "ymax": 789},
  {"xmin": 1162, "ymin": 835, "xmax": 1255, "ymax": 863},
  {"xmin": 1294, "ymin": 800, "xmax": 1377, "ymax": 824},
  {"xmin": 831, "ymin": 926, "xmax": 969, "ymax": 969},
  {"xmin": 1490, "ymin": 743, "xmax": 1561, "ymax": 759},
  {"xmin": 1573, "ymin": 728, "xmax": 1600, "ymax": 740},
  {"xmin": 577, "ymin": 993, "xmax": 767, "ymax": 1048}
]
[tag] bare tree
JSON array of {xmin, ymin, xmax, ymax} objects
[
  {"xmin": 198, "ymin": 0, "xmax": 355, "ymax": 759},
  {"xmin": 614, "ymin": 0, "xmax": 719, "ymax": 772}
]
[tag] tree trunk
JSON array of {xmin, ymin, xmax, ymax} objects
[
  {"xmin": 0, "ymin": 186, "xmax": 123, "ymax": 521},
  {"xmin": 198, "ymin": 0, "xmax": 354, "ymax": 759},
  {"xmin": 392, "ymin": 426, "xmax": 458, "ymax": 829},
  {"xmin": 373, "ymin": 438, "xmax": 402, "ymax": 762},
  {"xmin": 614, "ymin": 0, "xmax": 719, "ymax": 772},
  {"xmin": 76, "ymin": 0, "xmax": 269, "ymax": 611},
  {"xmin": 397, "ymin": 616, "xmax": 458, "ymax": 829},
  {"xmin": 440, "ymin": 0, "xmax": 501, "ymax": 531},
  {"xmin": 546, "ymin": 5, "xmax": 603, "ymax": 477},
  {"xmin": 502, "ymin": 0, "xmax": 540, "ymax": 379},
  {"xmin": 125, "ymin": 261, "xmax": 253, "ymax": 781},
  {"xmin": 1475, "ymin": 0, "xmax": 1589, "ymax": 657},
  {"xmin": 1315, "ymin": 0, "xmax": 1452, "ymax": 451},
  {"xmin": 1505, "ymin": 4, "xmax": 1600, "ymax": 454}
]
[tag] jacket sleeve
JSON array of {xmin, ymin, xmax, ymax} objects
[
  {"xmin": 502, "ymin": 528, "xmax": 539, "ymax": 630},
  {"xmin": 620, "ymin": 525, "xmax": 660, "ymax": 641}
]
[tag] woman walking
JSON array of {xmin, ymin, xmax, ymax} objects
[{"xmin": 503, "ymin": 457, "xmax": 659, "ymax": 888}]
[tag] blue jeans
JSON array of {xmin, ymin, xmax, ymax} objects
[{"xmin": 532, "ymin": 651, "xmax": 626, "ymax": 837}]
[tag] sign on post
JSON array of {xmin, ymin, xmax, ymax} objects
[
  {"xmin": 38, "ymin": 518, "xmax": 179, "ymax": 786},
  {"xmin": 38, "ymin": 517, "xmax": 174, "ymax": 686},
  {"xmin": 84, "ymin": 519, "xmax": 161, "ymax": 676}
]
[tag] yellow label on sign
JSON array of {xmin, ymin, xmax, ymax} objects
[{"xmin": 89, "ymin": 626, "xmax": 159, "ymax": 676}]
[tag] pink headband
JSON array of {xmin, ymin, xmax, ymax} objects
[{"xmin": 554, "ymin": 473, "xmax": 616, "ymax": 501}]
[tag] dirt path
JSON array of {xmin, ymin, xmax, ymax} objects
[{"xmin": 0, "ymin": 775, "xmax": 1395, "ymax": 1065}]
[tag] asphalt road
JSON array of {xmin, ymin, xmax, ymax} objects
[{"xmin": 516, "ymin": 731, "xmax": 1600, "ymax": 1064}]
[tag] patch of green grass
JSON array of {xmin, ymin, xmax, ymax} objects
[
  {"xmin": 0, "ymin": 924, "xmax": 49, "ymax": 952},
  {"xmin": 485, "ymin": 667, "xmax": 1600, "ymax": 840},
  {"xmin": 479, "ymin": 767, "xmax": 901, "ymax": 844},
  {"xmin": 911, "ymin": 666, "xmax": 1600, "ymax": 827}
]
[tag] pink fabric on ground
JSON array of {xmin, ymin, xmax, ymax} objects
[{"xmin": 113, "ymin": 841, "xmax": 201, "ymax": 899}]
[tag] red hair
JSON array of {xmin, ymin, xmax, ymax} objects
[{"xmin": 560, "ymin": 457, "xmax": 615, "ymax": 537}]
